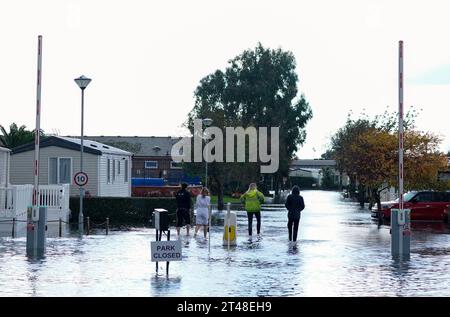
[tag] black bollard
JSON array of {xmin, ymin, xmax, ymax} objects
[
  {"xmin": 86, "ymin": 217, "xmax": 90, "ymax": 236},
  {"xmin": 12, "ymin": 218, "xmax": 16, "ymax": 238}
]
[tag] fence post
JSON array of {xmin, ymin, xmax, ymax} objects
[
  {"xmin": 59, "ymin": 218, "xmax": 62, "ymax": 237},
  {"xmin": 166, "ymin": 229, "xmax": 170, "ymax": 275},
  {"xmin": 106, "ymin": 217, "xmax": 109, "ymax": 235},
  {"xmin": 86, "ymin": 217, "xmax": 90, "ymax": 235},
  {"xmin": 12, "ymin": 217, "xmax": 16, "ymax": 238}
]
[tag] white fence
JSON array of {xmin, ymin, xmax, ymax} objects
[
  {"xmin": 0, "ymin": 185, "xmax": 33, "ymax": 219},
  {"xmin": 0, "ymin": 184, "xmax": 70, "ymax": 221}
]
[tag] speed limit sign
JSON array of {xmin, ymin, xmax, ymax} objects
[{"xmin": 74, "ymin": 172, "xmax": 89, "ymax": 186}]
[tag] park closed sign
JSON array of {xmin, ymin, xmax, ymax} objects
[{"xmin": 151, "ymin": 240, "xmax": 182, "ymax": 262}]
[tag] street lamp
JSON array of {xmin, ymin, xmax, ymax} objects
[
  {"xmin": 202, "ymin": 118, "xmax": 213, "ymax": 188},
  {"xmin": 74, "ymin": 75, "xmax": 92, "ymax": 233}
]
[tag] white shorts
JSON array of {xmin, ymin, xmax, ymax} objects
[{"xmin": 196, "ymin": 209, "xmax": 209, "ymax": 225}]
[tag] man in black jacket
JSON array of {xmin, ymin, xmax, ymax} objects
[
  {"xmin": 175, "ymin": 183, "xmax": 192, "ymax": 237},
  {"xmin": 285, "ymin": 185, "xmax": 305, "ymax": 246}
]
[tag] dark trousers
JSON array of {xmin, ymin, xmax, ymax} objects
[
  {"xmin": 247, "ymin": 212, "xmax": 261, "ymax": 236},
  {"xmin": 288, "ymin": 218, "xmax": 300, "ymax": 241}
]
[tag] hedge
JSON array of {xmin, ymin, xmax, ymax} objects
[{"xmin": 69, "ymin": 197, "xmax": 179, "ymax": 227}]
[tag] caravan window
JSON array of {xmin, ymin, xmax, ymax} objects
[
  {"xmin": 107, "ymin": 159, "xmax": 111, "ymax": 183},
  {"xmin": 49, "ymin": 157, "xmax": 72, "ymax": 184}
]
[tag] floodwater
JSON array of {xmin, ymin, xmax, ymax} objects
[{"xmin": 1, "ymin": 190, "xmax": 450, "ymax": 296}]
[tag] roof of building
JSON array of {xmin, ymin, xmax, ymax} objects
[
  {"xmin": 11, "ymin": 136, "xmax": 132, "ymax": 156},
  {"xmin": 290, "ymin": 159, "xmax": 336, "ymax": 167},
  {"xmin": 82, "ymin": 136, "xmax": 182, "ymax": 157},
  {"xmin": 0, "ymin": 146, "xmax": 11, "ymax": 153}
]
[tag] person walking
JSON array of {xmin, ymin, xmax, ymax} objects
[
  {"xmin": 285, "ymin": 185, "xmax": 305, "ymax": 248},
  {"xmin": 175, "ymin": 183, "xmax": 192, "ymax": 237},
  {"xmin": 240, "ymin": 183, "xmax": 265, "ymax": 239},
  {"xmin": 194, "ymin": 187, "xmax": 211, "ymax": 239}
]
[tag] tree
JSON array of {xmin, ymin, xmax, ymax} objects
[
  {"xmin": 320, "ymin": 167, "xmax": 337, "ymax": 189},
  {"xmin": 329, "ymin": 109, "xmax": 449, "ymax": 210},
  {"xmin": 0, "ymin": 123, "xmax": 43, "ymax": 148},
  {"xmin": 186, "ymin": 43, "xmax": 312, "ymax": 209}
]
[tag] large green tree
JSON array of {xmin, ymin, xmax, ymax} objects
[
  {"xmin": 0, "ymin": 123, "xmax": 43, "ymax": 148},
  {"xmin": 186, "ymin": 43, "xmax": 312, "ymax": 209}
]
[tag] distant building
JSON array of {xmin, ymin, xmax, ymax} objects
[
  {"xmin": 437, "ymin": 155, "xmax": 450, "ymax": 181},
  {"xmin": 289, "ymin": 159, "xmax": 349, "ymax": 187},
  {"xmin": 10, "ymin": 136, "xmax": 132, "ymax": 197},
  {"xmin": 84, "ymin": 136, "xmax": 195, "ymax": 185}
]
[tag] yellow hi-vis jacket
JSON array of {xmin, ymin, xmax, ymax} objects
[{"xmin": 240, "ymin": 189, "xmax": 265, "ymax": 212}]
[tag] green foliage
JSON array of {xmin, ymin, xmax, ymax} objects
[
  {"xmin": 185, "ymin": 43, "xmax": 313, "ymax": 203},
  {"xmin": 321, "ymin": 167, "xmax": 338, "ymax": 189},
  {"xmin": 69, "ymin": 197, "xmax": 178, "ymax": 227},
  {"xmin": 0, "ymin": 123, "xmax": 43, "ymax": 148}
]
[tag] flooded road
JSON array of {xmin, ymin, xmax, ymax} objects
[{"xmin": 1, "ymin": 190, "xmax": 450, "ymax": 296}]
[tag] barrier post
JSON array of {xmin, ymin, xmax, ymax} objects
[
  {"xmin": 86, "ymin": 217, "xmax": 90, "ymax": 236},
  {"xmin": 106, "ymin": 217, "xmax": 109, "ymax": 235},
  {"xmin": 227, "ymin": 203, "xmax": 231, "ymax": 251},
  {"xmin": 166, "ymin": 229, "xmax": 170, "ymax": 275},
  {"xmin": 12, "ymin": 217, "xmax": 16, "ymax": 238}
]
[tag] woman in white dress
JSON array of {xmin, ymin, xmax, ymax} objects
[{"xmin": 194, "ymin": 187, "xmax": 211, "ymax": 239}]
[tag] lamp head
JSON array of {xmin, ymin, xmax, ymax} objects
[{"xmin": 74, "ymin": 75, "xmax": 92, "ymax": 90}]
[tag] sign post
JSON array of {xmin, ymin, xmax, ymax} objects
[{"xmin": 152, "ymin": 209, "xmax": 175, "ymax": 275}]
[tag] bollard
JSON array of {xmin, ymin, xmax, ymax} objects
[
  {"xmin": 86, "ymin": 217, "xmax": 90, "ymax": 236},
  {"xmin": 12, "ymin": 217, "xmax": 16, "ymax": 238},
  {"xmin": 391, "ymin": 209, "xmax": 411, "ymax": 258},
  {"xmin": 223, "ymin": 202, "xmax": 237, "ymax": 248},
  {"xmin": 106, "ymin": 217, "xmax": 109, "ymax": 235},
  {"xmin": 58, "ymin": 218, "xmax": 62, "ymax": 238},
  {"xmin": 27, "ymin": 206, "xmax": 47, "ymax": 258}
]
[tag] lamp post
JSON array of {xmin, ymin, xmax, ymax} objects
[
  {"xmin": 74, "ymin": 75, "xmax": 92, "ymax": 233},
  {"xmin": 202, "ymin": 118, "xmax": 213, "ymax": 188}
]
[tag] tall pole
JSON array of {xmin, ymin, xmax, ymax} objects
[
  {"xmin": 397, "ymin": 40, "xmax": 404, "ymax": 255},
  {"xmin": 33, "ymin": 35, "xmax": 43, "ymax": 221},
  {"xmin": 399, "ymin": 41, "xmax": 404, "ymax": 214},
  {"xmin": 205, "ymin": 161, "xmax": 208, "ymax": 188},
  {"xmin": 79, "ymin": 88, "xmax": 85, "ymax": 233}
]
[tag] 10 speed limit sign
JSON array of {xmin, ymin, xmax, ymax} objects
[{"xmin": 74, "ymin": 172, "xmax": 89, "ymax": 186}]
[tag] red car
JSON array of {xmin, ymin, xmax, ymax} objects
[{"xmin": 372, "ymin": 191, "xmax": 450, "ymax": 221}]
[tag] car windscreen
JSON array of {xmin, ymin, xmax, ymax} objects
[{"xmin": 402, "ymin": 192, "xmax": 417, "ymax": 202}]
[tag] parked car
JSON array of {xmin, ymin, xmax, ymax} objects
[{"xmin": 371, "ymin": 191, "xmax": 450, "ymax": 222}]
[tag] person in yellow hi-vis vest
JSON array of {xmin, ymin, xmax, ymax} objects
[{"xmin": 240, "ymin": 183, "xmax": 265, "ymax": 239}]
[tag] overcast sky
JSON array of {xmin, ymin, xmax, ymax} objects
[{"xmin": 1, "ymin": 0, "xmax": 450, "ymax": 158}]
